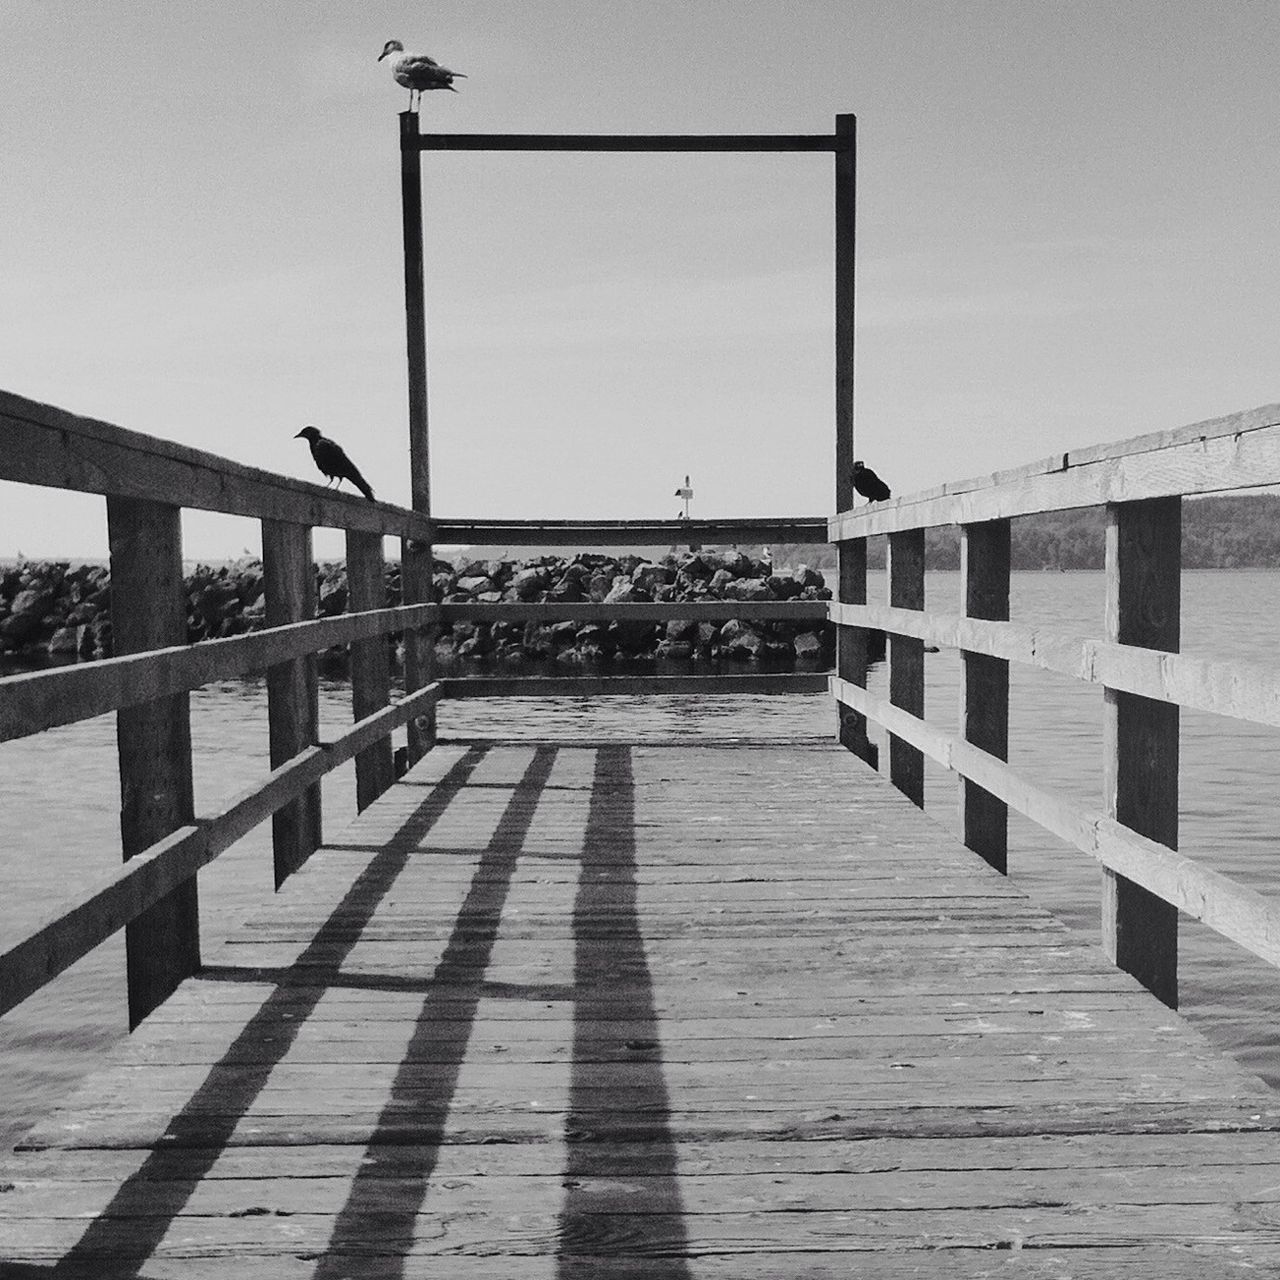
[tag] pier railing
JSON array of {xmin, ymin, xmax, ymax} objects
[
  {"xmin": 0, "ymin": 389, "xmax": 826, "ymax": 1029},
  {"xmin": 829, "ymin": 402, "xmax": 1280, "ymax": 1008}
]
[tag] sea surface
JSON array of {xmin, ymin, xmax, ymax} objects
[{"xmin": 2, "ymin": 568, "xmax": 1279, "ymax": 1150}]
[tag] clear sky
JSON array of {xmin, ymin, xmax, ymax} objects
[{"xmin": 2, "ymin": 0, "xmax": 1278, "ymax": 559}]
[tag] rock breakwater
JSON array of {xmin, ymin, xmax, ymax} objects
[{"xmin": 0, "ymin": 552, "xmax": 850, "ymax": 670}]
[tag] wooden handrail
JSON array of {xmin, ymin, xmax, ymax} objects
[
  {"xmin": 433, "ymin": 516, "xmax": 828, "ymax": 545},
  {"xmin": 829, "ymin": 402, "xmax": 1280, "ymax": 539},
  {"xmin": 830, "ymin": 676, "xmax": 1280, "ymax": 972},
  {"xmin": 0, "ymin": 681, "xmax": 443, "ymax": 1018},
  {"xmin": 827, "ymin": 601, "xmax": 1280, "ymax": 729},
  {"xmin": 0, "ymin": 389, "xmax": 432, "ymax": 538},
  {"xmin": 0, "ymin": 604, "xmax": 439, "ymax": 743},
  {"xmin": 828, "ymin": 403, "xmax": 1280, "ymax": 1006},
  {"xmin": 444, "ymin": 674, "xmax": 828, "ymax": 698}
]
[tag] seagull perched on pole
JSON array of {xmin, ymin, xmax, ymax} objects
[
  {"xmin": 378, "ymin": 39, "xmax": 466, "ymax": 107},
  {"xmin": 295, "ymin": 427, "xmax": 375, "ymax": 500}
]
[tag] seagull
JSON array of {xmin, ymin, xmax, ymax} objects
[
  {"xmin": 295, "ymin": 427, "xmax": 375, "ymax": 500},
  {"xmin": 852, "ymin": 460, "xmax": 891, "ymax": 503},
  {"xmin": 378, "ymin": 39, "xmax": 466, "ymax": 108}
]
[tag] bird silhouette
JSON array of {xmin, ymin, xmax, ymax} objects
[
  {"xmin": 378, "ymin": 39, "xmax": 466, "ymax": 108},
  {"xmin": 852, "ymin": 460, "xmax": 891, "ymax": 503},
  {"xmin": 295, "ymin": 427, "xmax": 375, "ymax": 500}
]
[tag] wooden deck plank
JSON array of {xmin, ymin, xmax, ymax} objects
[{"xmin": 2, "ymin": 737, "xmax": 1278, "ymax": 1274}]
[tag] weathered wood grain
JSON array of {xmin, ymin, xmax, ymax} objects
[
  {"xmin": 432, "ymin": 517, "xmax": 827, "ymax": 546},
  {"xmin": 107, "ymin": 494, "xmax": 199, "ymax": 1029},
  {"xmin": 1, "ymin": 739, "xmax": 1275, "ymax": 1276},
  {"xmin": 0, "ymin": 388, "xmax": 431, "ymax": 537},
  {"xmin": 887, "ymin": 528, "xmax": 925, "ymax": 804},
  {"xmin": 827, "ymin": 599, "xmax": 1280, "ymax": 730},
  {"xmin": 346, "ymin": 530, "xmax": 395, "ymax": 810},
  {"xmin": 830, "ymin": 676, "xmax": 1280, "ymax": 970},
  {"xmin": 0, "ymin": 603, "xmax": 438, "ymax": 744},
  {"xmin": 960, "ymin": 519, "xmax": 1010, "ymax": 871},
  {"xmin": 1103, "ymin": 497, "xmax": 1181, "ymax": 1007},
  {"xmin": 262, "ymin": 519, "xmax": 322, "ymax": 886},
  {"xmin": 442, "ymin": 674, "xmax": 829, "ymax": 698},
  {"xmin": 0, "ymin": 684, "xmax": 442, "ymax": 1018},
  {"xmin": 829, "ymin": 401, "xmax": 1280, "ymax": 537}
]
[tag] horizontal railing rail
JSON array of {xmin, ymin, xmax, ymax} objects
[
  {"xmin": 444, "ymin": 674, "xmax": 829, "ymax": 698},
  {"xmin": 0, "ymin": 604, "xmax": 439, "ymax": 742},
  {"xmin": 0, "ymin": 681, "xmax": 443, "ymax": 1018},
  {"xmin": 434, "ymin": 516, "xmax": 828, "ymax": 545},
  {"xmin": 828, "ymin": 601, "xmax": 1280, "ymax": 729},
  {"xmin": 830, "ymin": 403, "xmax": 1280, "ymax": 539},
  {"xmin": 828, "ymin": 401, "xmax": 1280, "ymax": 1009},
  {"xmin": 831, "ymin": 676, "xmax": 1280, "ymax": 972},
  {"xmin": 0, "ymin": 390, "xmax": 432, "ymax": 539}
]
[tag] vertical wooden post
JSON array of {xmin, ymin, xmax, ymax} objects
[
  {"xmin": 1103, "ymin": 497, "xmax": 1180, "ymax": 1007},
  {"xmin": 961, "ymin": 520, "xmax": 1011, "ymax": 872},
  {"xmin": 347, "ymin": 529, "xmax": 395, "ymax": 810},
  {"xmin": 887, "ymin": 529, "xmax": 925, "ymax": 806},
  {"xmin": 833, "ymin": 113, "xmax": 873, "ymax": 762},
  {"xmin": 108, "ymin": 496, "xmax": 198, "ymax": 1028},
  {"xmin": 402, "ymin": 538, "xmax": 436, "ymax": 764},
  {"xmin": 263, "ymin": 519, "xmax": 321, "ymax": 887},
  {"xmin": 400, "ymin": 110, "xmax": 436, "ymax": 764},
  {"xmin": 837, "ymin": 539, "xmax": 875, "ymax": 763}
]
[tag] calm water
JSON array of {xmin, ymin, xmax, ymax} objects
[{"xmin": 1, "ymin": 569, "xmax": 1279, "ymax": 1150}]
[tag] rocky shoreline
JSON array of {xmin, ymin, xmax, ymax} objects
[{"xmin": 0, "ymin": 552, "xmax": 851, "ymax": 670}]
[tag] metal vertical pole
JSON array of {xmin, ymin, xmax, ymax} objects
[
  {"xmin": 834, "ymin": 113, "xmax": 872, "ymax": 762},
  {"xmin": 400, "ymin": 110, "xmax": 436, "ymax": 762}
]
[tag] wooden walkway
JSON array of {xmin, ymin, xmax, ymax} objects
[{"xmin": 3, "ymin": 737, "xmax": 1280, "ymax": 1276}]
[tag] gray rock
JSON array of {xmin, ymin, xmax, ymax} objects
[
  {"xmin": 510, "ymin": 567, "xmax": 548, "ymax": 600},
  {"xmin": 718, "ymin": 619, "xmax": 764, "ymax": 659},
  {"xmin": 793, "ymin": 630, "xmax": 823, "ymax": 659},
  {"xmin": 47, "ymin": 625, "xmax": 81, "ymax": 654},
  {"xmin": 632, "ymin": 564, "xmax": 674, "ymax": 593},
  {"xmin": 655, "ymin": 639, "xmax": 693, "ymax": 660}
]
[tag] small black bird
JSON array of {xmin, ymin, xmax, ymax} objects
[
  {"xmin": 852, "ymin": 460, "xmax": 891, "ymax": 503},
  {"xmin": 295, "ymin": 426, "xmax": 375, "ymax": 500}
]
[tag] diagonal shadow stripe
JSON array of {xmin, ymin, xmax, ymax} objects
[
  {"xmin": 38, "ymin": 745, "xmax": 490, "ymax": 1276},
  {"xmin": 311, "ymin": 744, "xmax": 558, "ymax": 1278},
  {"xmin": 557, "ymin": 745, "xmax": 693, "ymax": 1278}
]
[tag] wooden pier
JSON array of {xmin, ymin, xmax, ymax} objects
[
  {"xmin": 6, "ymin": 112, "xmax": 1280, "ymax": 1273},
  {"xmin": 4, "ymin": 734, "xmax": 1279, "ymax": 1275}
]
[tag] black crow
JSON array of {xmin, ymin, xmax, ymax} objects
[
  {"xmin": 295, "ymin": 426, "xmax": 375, "ymax": 500},
  {"xmin": 852, "ymin": 460, "xmax": 891, "ymax": 503}
]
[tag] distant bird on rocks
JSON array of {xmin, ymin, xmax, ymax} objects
[
  {"xmin": 295, "ymin": 427, "xmax": 375, "ymax": 500},
  {"xmin": 852, "ymin": 460, "xmax": 891, "ymax": 503},
  {"xmin": 378, "ymin": 39, "xmax": 466, "ymax": 107}
]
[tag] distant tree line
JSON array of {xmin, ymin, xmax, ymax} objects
[{"xmin": 763, "ymin": 495, "xmax": 1280, "ymax": 572}]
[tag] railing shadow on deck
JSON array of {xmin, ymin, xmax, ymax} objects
[
  {"xmin": 14, "ymin": 742, "xmax": 692, "ymax": 1276},
  {"xmin": 28, "ymin": 744, "xmax": 491, "ymax": 1277}
]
